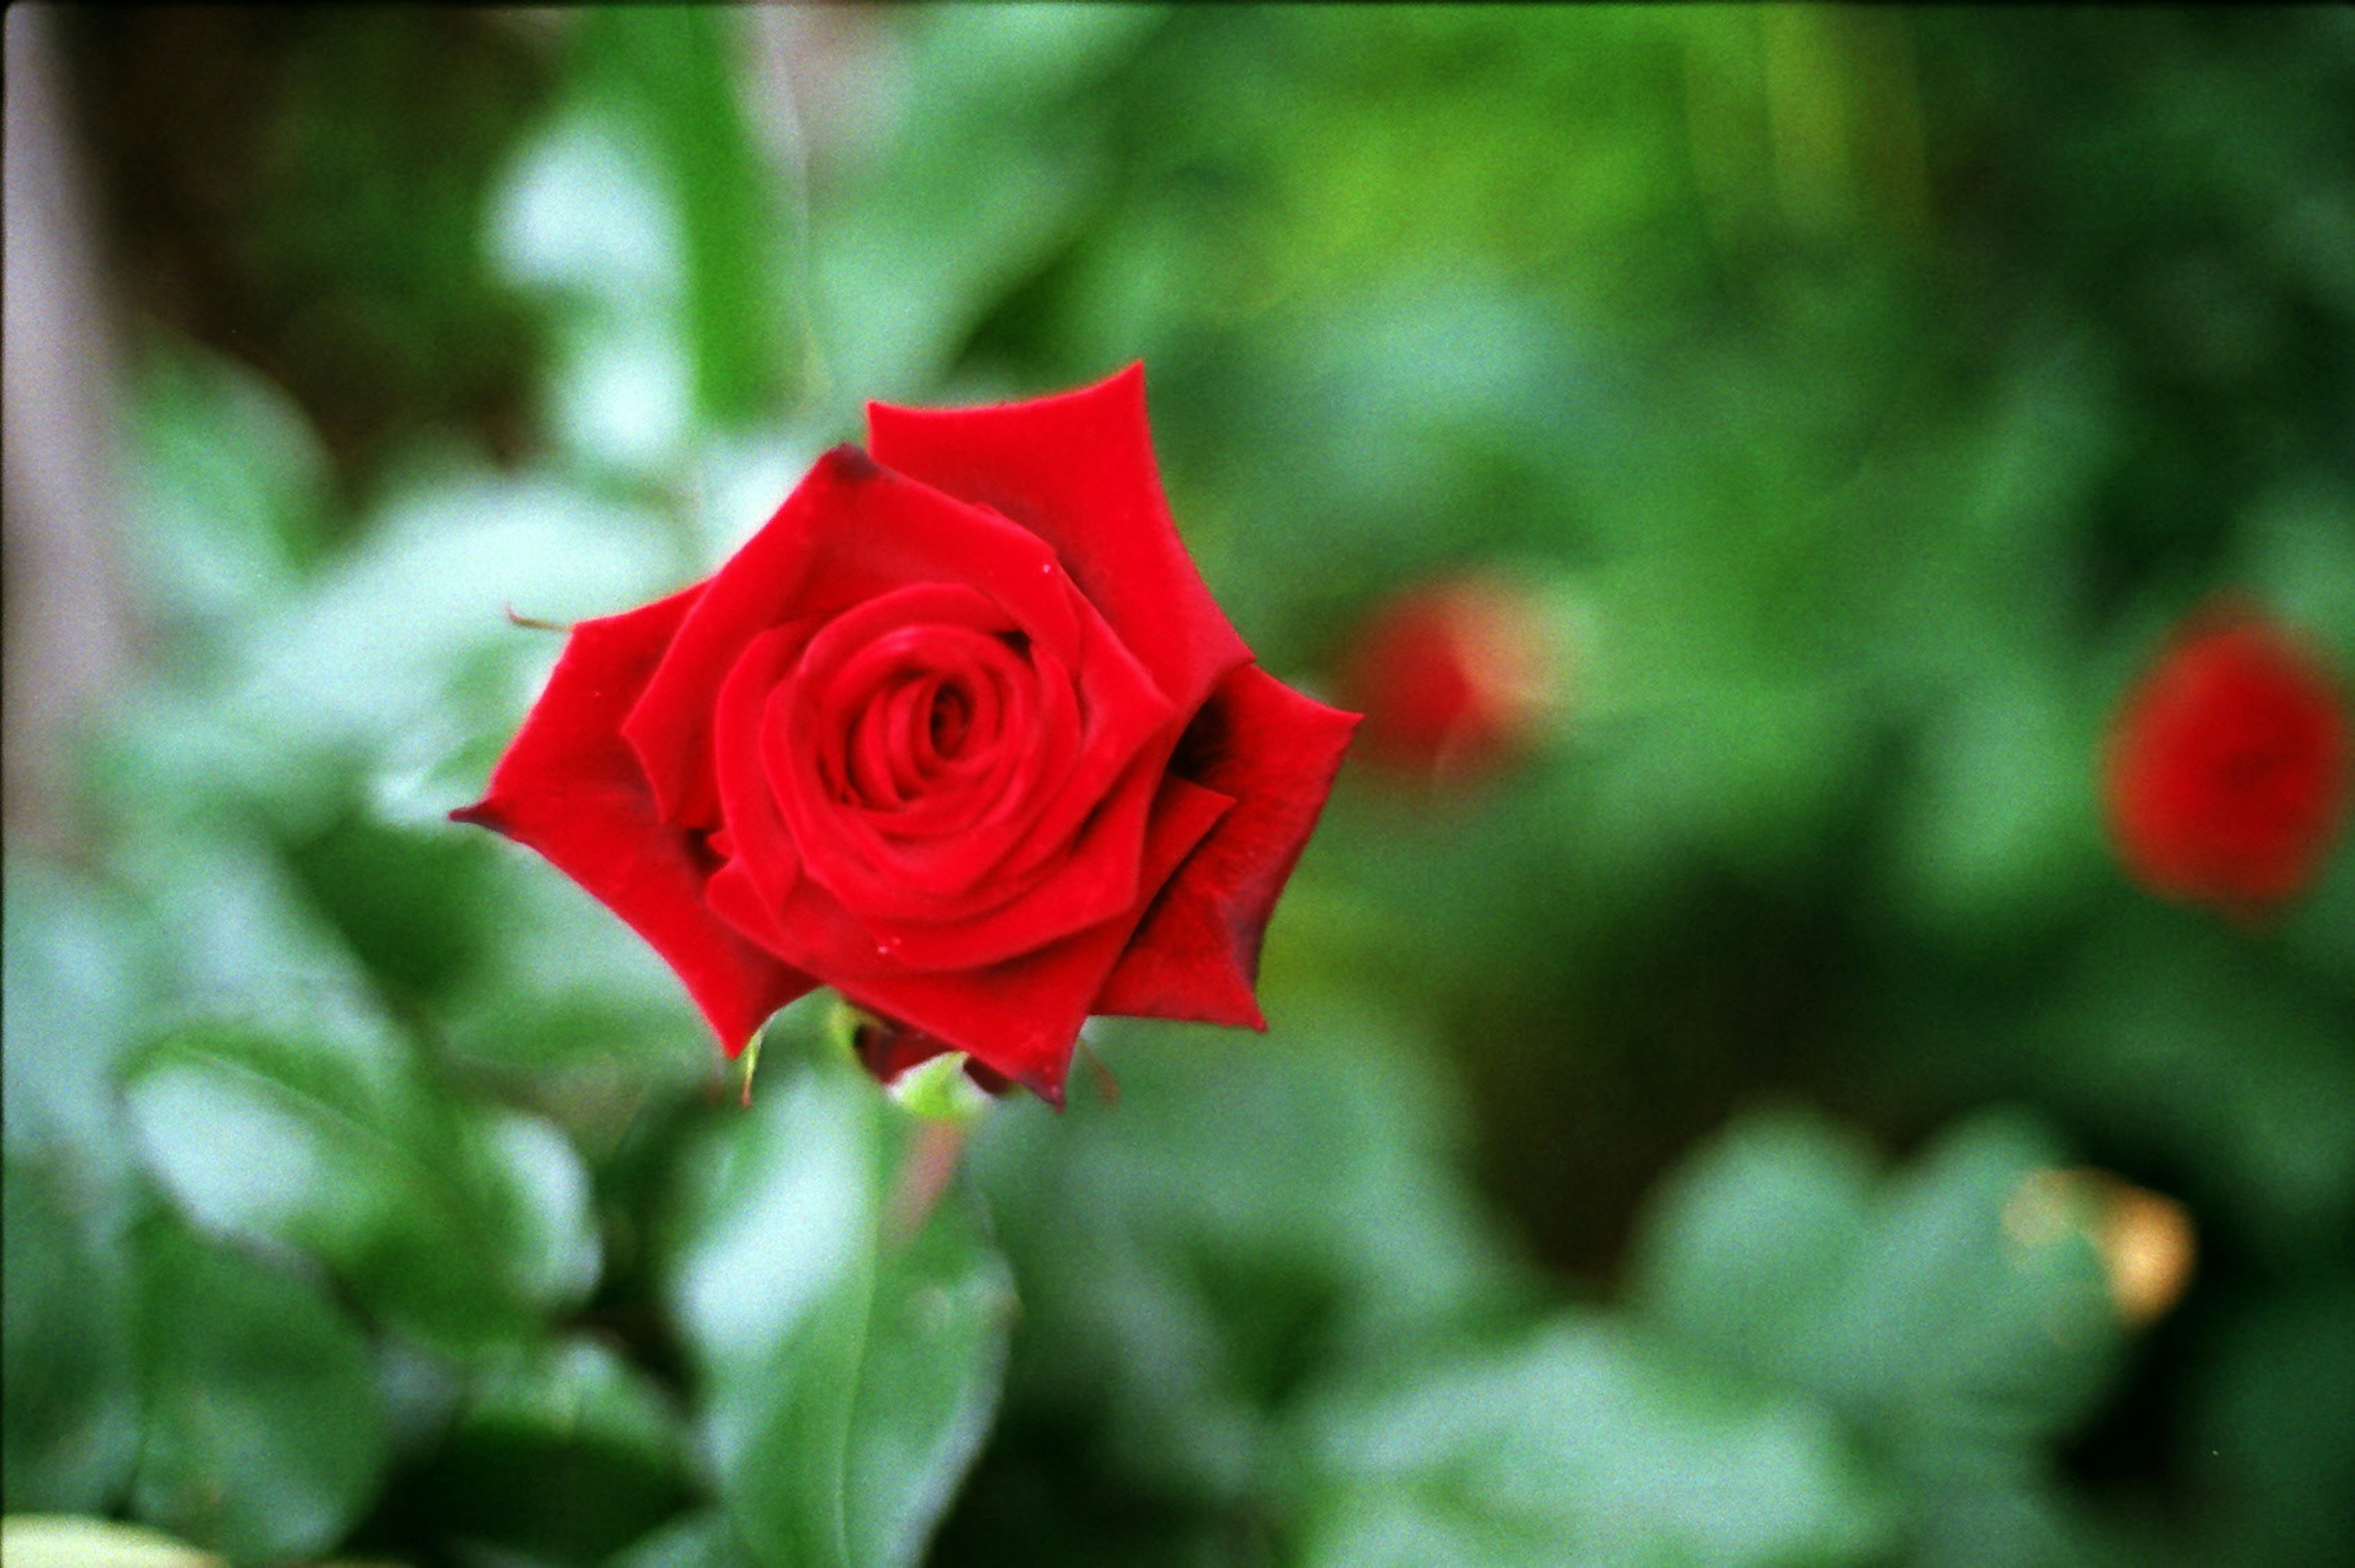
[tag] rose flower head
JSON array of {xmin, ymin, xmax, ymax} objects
[
  {"xmin": 1338, "ymin": 572, "xmax": 1567, "ymax": 789},
  {"xmin": 2102, "ymin": 601, "xmax": 2349, "ymax": 916},
  {"xmin": 454, "ymin": 366, "xmax": 1358, "ymax": 1101}
]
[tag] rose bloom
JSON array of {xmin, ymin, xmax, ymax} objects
[
  {"xmin": 456, "ymin": 367, "xmax": 1358, "ymax": 1100},
  {"xmin": 1338, "ymin": 573, "xmax": 1564, "ymax": 787},
  {"xmin": 2102, "ymin": 604, "xmax": 2349, "ymax": 914}
]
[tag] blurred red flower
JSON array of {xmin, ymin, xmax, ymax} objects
[
  {"xmin": 1339, "ymin": 573, "xmax": 1564, "ymax": 789},
  {"xmin": 2103, "ymin": 605, "xmax": 2349, "ymax": 914}
]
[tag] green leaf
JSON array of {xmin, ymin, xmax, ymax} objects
[
  {"xmin": 119, "ymin": 468, "xmax": 681, "ymax": 835},
  {"xmin": 121, "ymin": 341, "xmax": 332, "ymax": 631},
  {"xmin": 2, "ymin": 1151, "xmax": 139, "ymax": 1514},
  {"xmin": 436, "ymin": 855, "xmax": 716, "ymax": 1105},
  {"xmin": 1836, "ymin": 1120, "xmax": 2121, "ymax": 1458},
  {"xmin": 1891, "ymin": 668, "xmax": 2107, "ymax": 946},
  {"xmin": 481, "ymin": 1106, "xmax": 606, "ymax": 1314},
  {"xmin": 280, "ymin": 801, "xmax": 503, "ymax": 1001},
  {"xmin": 486, "ymin": 101, "xmax": 696, "ymax": 480},
  {"xmin": 967, "ymin": 1009, "xmax": 1528, "ymax": 1502},
  {"xmin": 580, "ymin": 8, "xmax": 801, "ymax": 428},
  {"xmin": 1285, "ymin": 1316, "xmax": 1894, "ymax": 1568},
  {"xmin": 808, "ymin": 6, "xmax": 1162, "ymax": 403},
  {"xmin": 608, "ymin": 1511, "xmax": 760, "ymax": 1568},
  {"xmin": 1625, "ymin": 1107, "xmax": 1883, "ymax": 1372},
  {"xmin": 2180, "ymin": 1277, "xmax": 2355, "ymax": 1566},
  {"xmin": 396, "ymin": 1337, "xmax": 690, "ymax": 1564},
  {"xmin": 665, "ymin": 1054, "xmax": 1016, "ymax": 1568},
  {"xmin": 2, "ymin": 854, "xmax": 158, "ymax": 1185},
  {"xmin": 2, "ymin": 861, "xmax": 155, "ymax": 1518},
  {"xmin": 1627, "ymin": 1108, "xmax": 2124, "ymax": 1476},
  {"xmin": 129, "ymin": 1215, "xmax": 392, "ymax": 1561},
  {"xmin": 124, "ymin": 1021, "xmax": 602, "ymax": 1356},
  {"xmin": 2047, "ymin": 914, "xmax": 2355, "ymax": 1264}
]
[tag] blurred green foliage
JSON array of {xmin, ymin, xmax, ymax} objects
[{"xmin": 9, "ymin": 6, "xmax": 2355, "ymax": 1566}]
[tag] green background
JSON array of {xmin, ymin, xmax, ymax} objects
[{"xmin": 7, "ymin": 7, "xmax": 2353, "ymax": 1565}]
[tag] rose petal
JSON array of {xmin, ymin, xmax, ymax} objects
[
  {"xmin": 789, "ymin": 624, "xmax": 1066, "ymax": 904},
  {"xmin": 980, "ymin": 575, "xmax": 1177, "ymax": 895},
  {"xmin": 710, "ymin": 625, "xmax": 810, "ymax": 917},
  {"xmin": 769, "ymin": 584, "xmax": 1085, "ymax": 920},
  {"xmin": 781, "ymin": 588, "xmax": 1053, "ymax": 835},
  {"xmin": 852, "ymin": 1014, "xmax": 959, "ymax": 1084},
  {"xmin": 758, "ymin": 742, "xmax": 1174, "ymax": 979},
  {"xmin": 851, "ymin": 654, "xmax": 1047, "ymax": 841},
  {"xmin": 748, "ymin": 573, "xmax": 1179, "ymax": 959},
  {"xmin": 451, "ymin": 587, "xmax": 814, "ymax": 1054},
  {"xmin": 833, "ymin": 774, "xmax": 1236, "ymax": 1098},
  {"xmin": 624, "ymin": 446, "xmax": 1079, "ymax": 828},
  {"xmin": 706, "ymin": 855, "xmax": 792, "ymax": 957},
  {"xmin": 867, "ymin": 363, "xmax": 1252, "ymax": 724},
  {"xmin": 1095, "ymin": 664, "xmax": 1360, "ymax": 1028},
  {"xmin": 849, "ymin": 1016, "xmax": 1014, "ymax": 1097}
]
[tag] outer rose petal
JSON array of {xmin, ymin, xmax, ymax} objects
[
  {"xmin": 867, "ymin": 363, "xmax": 1252, "ymax": 724},
  {"xmin": 849, "ymin": 1016, "xmax": 1014, "ymax": 1098},
  {"xmin": 451, "ymin": 588, "xmax": 814, "ymax": 1054},
  {"xmin": 834, "ymin": 775, "xmax": 1235, "ymax": 1099},
  {"xmin": 1095, "ymin": 664, "xmax": 1361, "ymax": 1029}
]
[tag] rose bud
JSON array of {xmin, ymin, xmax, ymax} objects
[
  {"xmin": 2102, "ymin": 603, "xmax": 2349, "ymax": 915},
  {"xmin": 454, "ymin": 365, "xmax": 1358, "ymax": 1103},
  {"xmin": 1338, "ymin": 572, "xmax": 1566, "ymax": 787}
]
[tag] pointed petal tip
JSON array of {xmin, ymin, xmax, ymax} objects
[
  {"xmin": 1205, "ymin": 992, "xmax": 1272, "ymax": 1033},
  {"xmin": 869, "ymin": 362, "xmax": 1148, "ymax": 427},
  {"xmin": 1074, "ymin": 359, "xmax": 1148, "ymax": 415},
  {"xmin": 448, "ymin": 798, "xmax": 505, "ymax": 832},
  {"xmin": 815, "ymin": 442, "xmax": 881, "ymax": 484},
  {"xmin": 1022, "ymin": 1069, "xmax": 1069, "ymax": 1111}
]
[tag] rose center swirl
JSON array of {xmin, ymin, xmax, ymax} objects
[{"xmin": 810, "ymin": 620, "xmax": 1045, "ymax": 829}]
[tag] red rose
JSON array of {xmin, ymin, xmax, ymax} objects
[
  {"xmin": 2102, "ymin": 603, "xmax": 2349, "ymax": 914},
  {"xmin": 1338, "ymin": 573, "xmax": 1564, "ymax": 787},
  {"xmin": 454, "ymin": 366, "xmax": 1358, "ymax": 1100}
]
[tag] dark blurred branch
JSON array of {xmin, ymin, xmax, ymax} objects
[{"xmin": 4, "ymin": 2, "xmax": 140, "ymax": 858}]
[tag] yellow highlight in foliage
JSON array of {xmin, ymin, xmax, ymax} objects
[{"xmin": 2004, "ymin": 1167, "xmax": 2198, "ymax": 1329}]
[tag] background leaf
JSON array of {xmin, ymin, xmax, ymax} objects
[
  {"xmin": 665, "ymin": 1047, "xmax": 1016, "ymax": 1568},
  {"xmin": 127, "ymin": 1215, "xmax": 392, "ymax": 1561},
  {"xmin": 2, "ymin": 1151, "xmax": 139, "ymax": 1515},
  {"xmin": 124, "ymin": 1021, "xmax": 602, "ymax": 1355},
  {"xmin": 962, "ymin": 1008, "xmax": 1530, "ymax": 1511},
  {"xmin": 384, "ymin": 1336, "xmax": 691, "ymax": 1565},
  {"xmin": 1284, "ymin": 1316, "xmax": 1895, "ymax": 1568}
]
